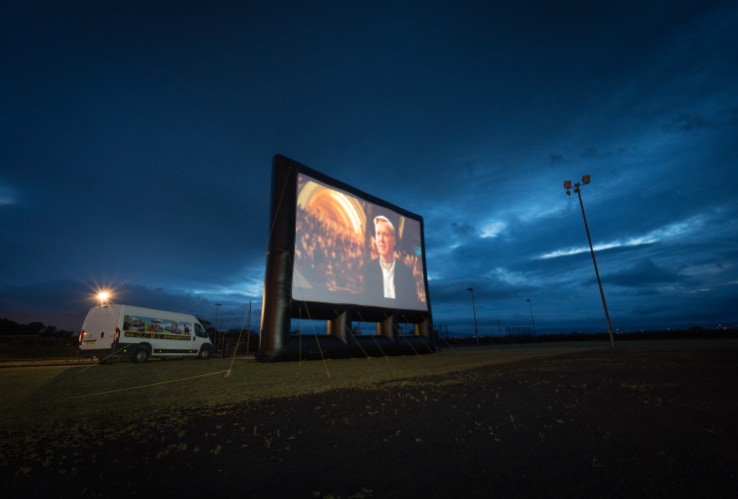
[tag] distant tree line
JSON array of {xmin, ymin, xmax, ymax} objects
[
  {"xmin": 434, "ymin": 325, "xmax": 737, "ymax": 348},
  {"xmin": 0, "ymin": 317, "xmax": 75, "ymax": 338}
]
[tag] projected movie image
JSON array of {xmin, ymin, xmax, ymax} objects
[{"xmin": 292, "ymin": 173, "xmax": 427, "ymax": 312}]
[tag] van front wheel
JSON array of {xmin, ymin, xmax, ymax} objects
[
  {"xmin": 133, "ymin": 348, "xmax": 149, "ymax": 364},
  {"xmin": 198, "ymin": 346, "xmax": 212, "ymax": 360}
]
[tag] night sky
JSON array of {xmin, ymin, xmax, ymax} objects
[{"xmin": 2, "ymin": 1, "xmax": 737, "ymax": 336}]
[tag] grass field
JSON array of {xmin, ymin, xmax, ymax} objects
[
  {"xmin": 0, "ymin": 342, "xmax": 598, "ymax": 427},
  {"xmin": 2, "ymin": 340, "xmax": 737, "ymax": 498}
]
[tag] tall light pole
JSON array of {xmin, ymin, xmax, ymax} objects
[
  {"xmin": 564, "ymin": 175, "xmax": 615, "ymax": 348},
  {"xmin": 466, "ymin": 288, "xmax": 479, "ymax": 346},
  {"xmin": 526, "ymin": 298, "xmax": 537, "ymax": 337},
  {"xmin": 215, "ymin": 303, "xmax": 222, "ymax": 331}
]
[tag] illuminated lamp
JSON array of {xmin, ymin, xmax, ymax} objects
[{"xmin": 97, "ymin": 291, "xmax": 111, "ymax": 307}]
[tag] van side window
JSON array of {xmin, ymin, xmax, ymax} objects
[{"xmin": 195, "ymin": 323, "xmax": 206, "ymax": 338}]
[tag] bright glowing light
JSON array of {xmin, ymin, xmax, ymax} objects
[{"xmin": 97, "ymin": 290, "xmax": 111, "ymax": 306}]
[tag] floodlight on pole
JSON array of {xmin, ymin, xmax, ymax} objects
[
  {"xmin": 466, "ymin": 287, "xmax": 479, "ymax": 346},
  {"xmin": 564, "ymin": 175, "xmax": 615, "ymax": 348},
  {"xmin": 215, "ymin": 303, "xmax": 222, "ymax": 332}
]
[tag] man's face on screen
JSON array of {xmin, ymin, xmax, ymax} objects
[{"xmin": 375, "ymin": 220, "xmax": 395, "ymax": 263}]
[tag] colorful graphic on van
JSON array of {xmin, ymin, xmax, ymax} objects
[{"xmin": 122, "ymin": 315, "xmax": 193, "ymax": 341}]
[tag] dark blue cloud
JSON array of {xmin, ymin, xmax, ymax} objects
[
  {"xmin": 2, "ymin": 0, "xmax": 737, "ymax": 335},
  {"xmin": 605, "ymin": 259, "xmax": 685, "ymax": 287}
]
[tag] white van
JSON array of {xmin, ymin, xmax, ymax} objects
[{"xmin": 78, "ymin": 304, "xmax": 213, "ymax": 363}]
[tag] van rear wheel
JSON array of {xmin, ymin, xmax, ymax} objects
[{"xmin": 132, "ymin": 348, "xmax": 149, "ymax": 364}]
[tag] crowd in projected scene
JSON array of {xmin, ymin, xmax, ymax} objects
[{"xmin": 295, "ymin": 207, "xmax": 365, "ymax": 294}]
